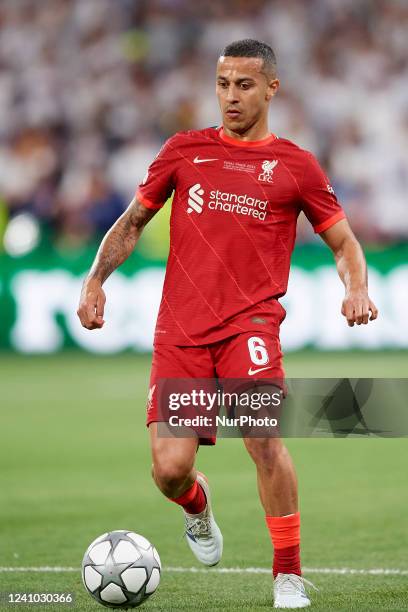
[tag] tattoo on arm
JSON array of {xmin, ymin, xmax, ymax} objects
[{"xmin": 88, "ymin": 198, "xmax": 158, "ymax": 284}]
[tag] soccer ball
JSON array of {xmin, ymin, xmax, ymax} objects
[{"xmin": 82, "ymin": 530, "xmax": 161, "ymax": 608}]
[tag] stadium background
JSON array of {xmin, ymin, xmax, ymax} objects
[{"xmin": 1, "ymin": 1, "xmax": 407, "ymax": 610}]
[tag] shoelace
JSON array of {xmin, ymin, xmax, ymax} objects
[
  {"xmin": 301, "ymin": 576, "xmax": 319, "ymax": 592},
  {"xmin": 276, "ymin": 574, "xmax": 319, "ymax": 594},
  {"xmin": 184, "ymin": 515, "xmax": 212, "ymax": 538}
]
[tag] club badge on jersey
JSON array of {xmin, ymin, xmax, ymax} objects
[{"xmin": 258, "ymin": 160, "xmax": 279, "ymax": 183}]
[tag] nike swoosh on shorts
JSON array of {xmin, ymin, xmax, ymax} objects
[{"xmin": 247, "ymin": 366, "xmax": 272, "ymax": 375}]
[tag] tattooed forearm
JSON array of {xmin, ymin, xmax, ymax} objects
[{"xmin": 87, "ymin": 198, "xmax": 157, "ymax": 285}]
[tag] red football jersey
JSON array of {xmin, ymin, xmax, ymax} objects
[{"xmin": 137, "ymin": 127, "xmax": 345, "ymax": 346}]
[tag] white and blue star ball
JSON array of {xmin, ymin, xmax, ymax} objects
[{"xmin": 82, "ymin": 531, "xmax": 161, "ymax": 608}]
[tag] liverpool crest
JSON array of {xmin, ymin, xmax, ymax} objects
[{"xmin": 258, "ymin": 159, "xmax": 278, "ymax": 183}]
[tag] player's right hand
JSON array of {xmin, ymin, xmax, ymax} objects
[{"xmin": 77, "ymin": 279, "xmax": 106, "ymax": 330}]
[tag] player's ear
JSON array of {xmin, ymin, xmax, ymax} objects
[{"xmin": 266, "ymin": 78, "xmax": 280, "ymax": 101}]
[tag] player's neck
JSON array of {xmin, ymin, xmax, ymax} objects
[{"xmin": 221, "ymin": 121, "xmax": 271, "ymax": 142}]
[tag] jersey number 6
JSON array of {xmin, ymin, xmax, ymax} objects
[{"xmin": 247, "ymin": 336, "xmax": 269, "ymax": 366}]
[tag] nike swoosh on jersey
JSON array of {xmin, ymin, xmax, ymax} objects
[
  {"xmin": 193, "ymin": 156, "xmax": 218, "ymax": 163},
  {"xmin": 247, "ymin": 365, "xmax": 272, "ymax": 376}
]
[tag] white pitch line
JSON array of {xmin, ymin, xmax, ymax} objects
[
  {"xmin": 167, "ymin": 567, "xmax": 408, "ymax": 576},
  {"xmin": 0, "ymin": 567, "xmax": 78, "ymax": 573},
  {"xmin": 0, "ymin": 566, "xmax": 407, "ymax": 576}
]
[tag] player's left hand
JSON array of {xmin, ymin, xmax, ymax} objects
[{"xmin": 341, "ymin": 290, "xmax": 378, "ymax": 327}]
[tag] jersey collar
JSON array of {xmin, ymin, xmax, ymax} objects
[{"xmin": 218, "ymin": 127, "xmax": 277, "ymax": 147}]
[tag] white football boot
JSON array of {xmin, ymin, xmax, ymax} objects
[
  {"xmin": 274, "ymin": 573, "xmax": 317, "ymax": 608},
  {"xmin": 183, "ymin": 472, "xmax": 223, "ymax": 566}
]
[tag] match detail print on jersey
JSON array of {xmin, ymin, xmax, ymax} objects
[{"xmin": 136, "ymin": 127, "xmax": 346, "ymax": 346}]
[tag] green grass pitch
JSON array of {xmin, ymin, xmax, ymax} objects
[{"xmin": 1, "ymin": 351, "xmax": 407, "ymax": 611}]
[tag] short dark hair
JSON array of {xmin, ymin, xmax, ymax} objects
[{"xmin": 221, "ymin": 39, "xmax": 277, "ymax": 78}]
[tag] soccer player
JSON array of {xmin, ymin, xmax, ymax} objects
[{"xmin": 78, "ymin": 39, "xmax": 378, "ymax": 608}]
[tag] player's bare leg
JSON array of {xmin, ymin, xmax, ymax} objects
[
  {"xmin": 244, "ymin": 437, "xmax": 298, "ymax": 516},
  {"xmin": 149, "ymin": 423, "xmax": 223, "ymax": 566},
  {"xmin": 149, "ymin": 422, "xmax": 198, "ymax": 498},
  {"xmin": 242, "ymin": 389, "xmax": 313, "ymax": 609}
]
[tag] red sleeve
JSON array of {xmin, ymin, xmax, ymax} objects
[
  {"xmin": 300, "ymin": 152, "xmax": 346, "ymax": 233},
  {"xmin": 136, "ymin": 135, "xmax": 179, "ymax": 210}
]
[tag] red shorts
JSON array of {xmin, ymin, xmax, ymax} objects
[
  {"xmin": 146, "ymin": 332, "xmax": 285, "ymax": 444},
  {"xmin": 146, "ymin": 332, "xmax": 284, "ymax": 445}
]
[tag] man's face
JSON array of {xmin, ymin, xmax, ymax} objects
[{"xmin": 216, "ymin": 56, "xmax": 279, "ymax": 133}]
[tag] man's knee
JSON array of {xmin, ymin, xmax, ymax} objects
[
  {"xmin": 149, "ymin": 422, "xmax": 198, "ymax": 496},
  {"xmin": 151, "ymin": 455, "xmax": 192, "ymax": 491},
  {"xmin": 245, "ymin": 437, "xmax": 285, "ymax": 468}
]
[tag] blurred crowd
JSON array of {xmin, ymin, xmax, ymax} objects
[{"xmin": 0, "ymin": 0, "xmax": 407, "ymax": 250}]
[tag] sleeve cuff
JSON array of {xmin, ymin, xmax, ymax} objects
[
  {"xmin": 314, "ymin": 210, "xmax": 346, "ymax": 234},
  {"xmin": 136, "ymin": 189, "xmax": 163, "ymax": 210}
]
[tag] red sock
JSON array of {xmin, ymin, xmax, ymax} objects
[
  {"xmin": 170, "ymin": 480, "xmax": 207, "ymax": 514},
  {"xmin": 265, "ymin": 512, "xmax": 301, "ymax": 577}
]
